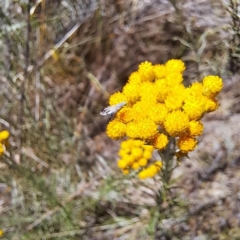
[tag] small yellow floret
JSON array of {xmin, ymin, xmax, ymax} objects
[
  {"xmin": 138, "ymin": 169, "xmax": 149, "ymax": 179},
  {"xmin": 131, "ymin": 101, "xmax": 150, "ymax": 120},
  {"xmin": 118, "ymin": 159, "xmax": 128, "ymax": 169},
  {"xmin": 177, "ymin": 136, "xmax": 197, "ymax": 153},
  {"xmin": 164, "ymin": 110, "xmax": 189, "ymax": 136},
  {"xmin": 126, "ymin": 119, "xmax": 158, "ymax": 140},
  {"xmin": 202, "ymin": 76, "xmax": 223, "ymax": 98},
  {"xmin": 0, "ymin": 130, "xmax": 10, "ymax": 141},
  {"xmin": 118, "ymin": 149, "xmax": 129, "ymax": 157},
  {"xmin": 138, "ymin": 61, "xmax": 155, "ymax": 82},
  {"xmin": 164, "ymin": 92, "xmax": 185, "ymax": 111},
  {"xmin": 183, "ymin": 96, "xmax": 206, "ymax": 120},
  {"xmin": 152, "ymin": 133, "xmax": 169, "ymax": 150},
  {"xmin": 131, "ymin": 147, "xmax": 143, "ymax": 159},
  {"xmin": 109, "ymin": 92, "xmax": 127, "ymax": 105},
  {"xmin": 121, "ymin": 140, "xmax": 133, "ymax": 149},
  {"xmin": 153, "ymin": 64, "xmax": 167, "ymax": 79},
  {"xmin": 132, "ymin": 162, "xmax": 140, "ymax": 170},
  {"xmin": 128, "ymin": 71, "xmax": 142, "ymax": 85},
  {"xmin": 0, "ymin": 229, "xmax": 3, "ymax": 237},
  {"xmin": 140, "ymin": 82, "xmax": 158, "ymax": 104},
  {"xmin": 143, "ymin": 150, "xmax": 152, "ymax": 159},
  {"xmin": 187, "ymin": 82, "xmax": 203, "ymax": 97},
  {"xmin": 204, "ymin": 98, "xmax": 219, "ymax": 112},
  {"xmin": 116, "ymin": 107, "xmax": 133, "ymax": 123},
  {"xmin": 138, "ymin": 157, "xmax": 148, "ymax": 167},
  {"xmin": 123, "ymin": 82, "xmax": 140, "ymax": 104},
  {"xmin": 138, "ymin": 161, "xmax": 162, "ymax": 179},
  {"xmin": 165, "ymin": 72, "xmax": 183, "ymax": 86},
  {"xmin": 188, "ymin": 121, "xmax": 204, "ymax": 136},
  {"xmin": 148, "ymin": 103, "xmax": 168, "ymax": 124},
  {"xmin": 117, "ymin": 139, "xmax": 157, "ymax": 174},
  {"xmin": 155, "ymin": 79, "xmax": 169, "ymax": 103},
  {"xmin": 165, "ymin": 59, "xmax": 186, "ymax": 73},
  {"xmin": 155, "ymin": 161, "xmax": 163, "ymax": 168},
  {"xmin": 106, "ymin": 120, "xmax": 126, "ymax": 140},
  {"xmin": 133, "ymin": 140, "xmax": 146, "ymax": 147},
  {"xmin": 142, "ymin": 145, "xmax": 154, "ymax": 152}
]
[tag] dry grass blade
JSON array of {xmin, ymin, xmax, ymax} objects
[{"xmin": 24, "ymin": 175, "xmax": 101, "ymax": 233}]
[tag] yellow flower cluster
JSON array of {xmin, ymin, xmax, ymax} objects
[
  {"xmin": 105, "ymin": 59, "xmax": 223, "ymax": 179},
  {"xmin": 117, "ymin": 139, "xmax": 162, "ymax": 179},
  {"xmin": 0, "ymin": 130, "xmax": 10, "ymax": 156}
]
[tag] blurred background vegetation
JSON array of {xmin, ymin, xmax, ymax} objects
[{"xmin": 0, "ymin": 0, "xmax": 240, "ymax": 239}]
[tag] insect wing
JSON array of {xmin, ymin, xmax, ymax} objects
[
  {"xmin": 100, "ymin": 102, "xmax": 126, "ymax": 116},
  {"xmin": 100, "ymin": 106, "xmax": 116, "ymax": 116}
]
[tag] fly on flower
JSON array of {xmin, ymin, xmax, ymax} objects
[{"xmin": 100, "ymin": 101, "xmax": 127, "ymax": 117}]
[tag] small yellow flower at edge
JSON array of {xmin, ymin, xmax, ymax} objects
[
  {"xmin": 106, "ymin": 120, "xmax": 126, "ymax": 140},
  {"xmin": 0, "ymin": 130, "xmax": 10, "ymax": 142}
]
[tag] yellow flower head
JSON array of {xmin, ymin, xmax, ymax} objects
[
  {"xmin": 154, "ymin": 64, "xmax": 167, "ymax": 79},
  {"xmin": 131, "ymin": 101, "xmax": 150, "ymax": 120},
  {"xmin": 142, "ymin": 145, "xmax": 154, "ymax": 152},
  {"xmin": 132, "ymin": 162, "xmax": 140, "ymax": 170},
  {"xmin": 164, "ymin": 84, "xmax": 186, "ymax": 110},
  {"xmin": 117, "ymin": 139, "xmax": 154, "ymax": 173},
  {"xmin": 123, "ymin": 82, "xmax": 140, "ymax": 105},
  {"xmin": 118, "ymin": 159, "xmax": 130, "ymax": 169},
  {"xmin": 131, "ymin": 147, "xmax": 143, "ymax": 159},
  {"xmin": 116, "ymin": 107, "xmax": 133, "ymax": 123},
  {"xmin": 187, "ymin": 82, "xmax": 203, "ymax": 97},
  {"xmin": 128, "ymin": 71, "xmax": 142, "ymax": 85},
  {"xmin": 183, "ymin": 95, "xmax": 207, "ymax": 120},
  {"xmin": 202, "ymin": 76, "xmax": 223, "ymax": 98},
  {"xmin": 138, "ymin": 157, "xmax": 148, "ymax": 167},
  {"xmin": 165, "ymin": 72, "xmax": 183, "ymax": 86},
  {"xmin": 0, "ymin": 130, "xmax": 10, "ymax": 141},
  {"xmin": 140, "ymin": 82, "xmax": 158, "ymax": 103},
  {"xmin": 165, "ymin": 92, "xmax": 185, "ymax": 111},
  {"xmin": 121, "ymin": 139, "xmax": 144, "ymax": 150},
  {"xmin": 152, "ymin": 133, "xmax": 169, "ymax": 150},
  {"xmin": 164, "ymin": 110, "xmax": 189, "ymax": 137},
  {"xmin": 165, "ymin": 59, "xmax": 186, "ymax": 73},
  {"xmin": 143, "ymin": 150, "xmax": 152, "ymax": 159},
  {"xmin": 204, "ymin": 98, "xmax": 219, "ymax": 112},
  {"xmin": 138, "ymin": 61, "xmax": 155, "ymax": 82},
  {"xmin": 148, "ymin": 103, "xmax": 168, "ymax": 124},
  {"xmin": 126, "ymin": 119, "xmax": 158, "ymax": 140},
  {"xmin": 106, "ymin": 119, "xmax": 126, "ymax": 140},
  {"xmin": 138, "ymin": 161, "xmax": 162, "ymax": 179},
  {"xmin": 188, "ymin": 121, "xmax": 204, "ymax": 136},
  {"xmin": 109, "ymin": 92, "xmax": 127, "ymax": 106},
  {"xmin": 177, "ymin": 136, "xmax": 197, "ymax": 153},
  {"xmin": 155, "ymin": 79, "xmax": 169, "ymax": 103}
]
